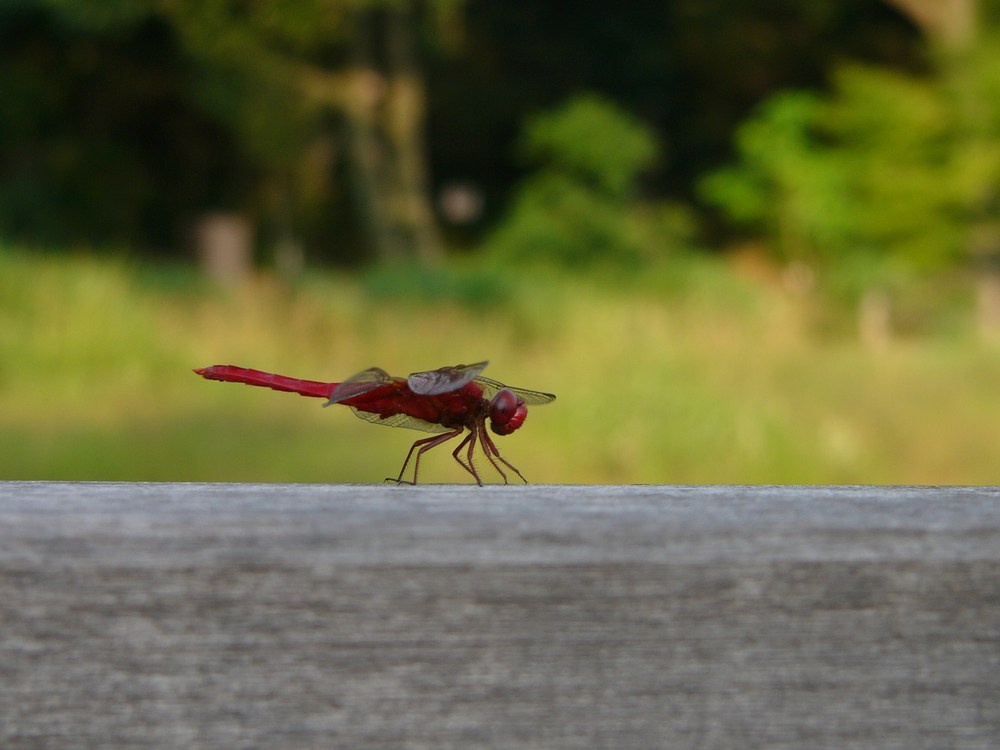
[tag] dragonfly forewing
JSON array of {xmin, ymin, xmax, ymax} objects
[
  {"xmin": 474, "ymin": 375, "xmax": 556, "ymax": 405},
  {"xmin": 407, "ymin": 361, "xmax": 489, "ymax": 396}
]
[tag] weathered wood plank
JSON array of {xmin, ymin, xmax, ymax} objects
[{"xmin": 1, "ymin": 482, "xmax": 998, "ymax": 749}]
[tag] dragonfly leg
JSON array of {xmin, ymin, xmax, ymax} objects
[
  {"xmin": 475, "ymin": 422, "xmax": 510, "ymax": 484},
  {"xmin": 451, "ymin": 430, "xmax": 483, "ymax": 486},
  {"xmin": 389, "ymin": 428, "xmax": 463, "ymax": 485},
  {"xmin": 480, "ymin": 425, "xmax": 528, "ymax": 484}
]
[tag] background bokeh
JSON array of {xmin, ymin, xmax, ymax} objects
[{"xmin": 3, "ymin": 0, "xmax": 1000, "ymax": 484}]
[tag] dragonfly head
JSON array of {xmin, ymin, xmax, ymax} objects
[{"xmin": 488, "ymin": 388, "xmax": 527, "ymax": 435}]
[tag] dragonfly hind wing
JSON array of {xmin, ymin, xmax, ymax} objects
[
  {"xmin": 326, "ymin": 367, "xmax": 397, "ymax": 405},
  {"xmin": 349, "ymin": 407, "xmax": 452, "ymax": 434}
]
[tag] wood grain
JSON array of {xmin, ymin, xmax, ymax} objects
[{"xmin": 1, "ymin": 482, "xmax": 998, "ymax": 749}]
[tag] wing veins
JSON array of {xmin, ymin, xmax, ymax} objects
[
  {"xmin": 474, "ymin": 376, "xmax": 556, "ymax": 405},
  {"xmin": 349, "ymin": 407, "xmax": 452, "ymax": 434}
]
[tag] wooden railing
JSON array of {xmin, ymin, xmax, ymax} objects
[{"xmin": 2, "ymin": 482, "xmax": 998, "ymax": 749}]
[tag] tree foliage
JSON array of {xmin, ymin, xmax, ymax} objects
[
  {"xmin": 517, "ymin": 94, "xmax": 659, "ymax": 199},
  {"xmin": 0, "ymin": 0, "xmax": 928, "ymax": 265},
  {"xmin": 701, "ymin": 32, "xmax": 1000, "ymax": 287},
  {"xmin": 0, "ymin": 4, "xmax": 252, "ymax": 250},
  {"xmin": 1, "ymin": 0, "xmax": 451, "ymax": 262},
  {"xmin": 487, "ymin": 94, "xmax": 695, "ymax": 269}
]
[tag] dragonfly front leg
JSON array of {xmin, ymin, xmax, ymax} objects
[
  {"xmin": 474, "ymin": 422, "xmax": 510, "ymax": 484},
  {"xmin": 479, "ymin": 424, "xmax": 528, "ymax": 484},
  {"xmin": 389, "ymin": 428, "xmax": 464, "ymax": 485}
]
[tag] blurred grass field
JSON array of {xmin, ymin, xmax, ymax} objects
[{"xmin": 3, "ymin": 247, "xmax": 1000, "ymax": 484}]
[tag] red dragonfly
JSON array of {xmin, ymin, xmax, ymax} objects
[{"xmin": 194, "ymin": 361, "xmax": 555, "ymax": 485}]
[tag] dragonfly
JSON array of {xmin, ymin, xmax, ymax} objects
[{"xmin": 194, "ymin": 361, "xmax": 555, "ymax": 485}]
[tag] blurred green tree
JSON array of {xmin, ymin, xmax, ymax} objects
[
  {"xmin": 0, "ymin": 5, "xmax": 253, "ymax": 251},
  {"xmin": 162, "ymin": 0, "xmax": 449, "ymax": 264},
  {"xmin": 487, "ymin": 94, "xmax": 695, "ymax": 269},
  {"xmin": 6, "ymin": 0, "xmax": 451, "ymax": 264},
  {"xmin": 700, "ymin": 29, "xmax": 1000, "ymax": 292},
  {"xmin": 0, "ymin": 0, "xmax": 927, "ymax": 263}
]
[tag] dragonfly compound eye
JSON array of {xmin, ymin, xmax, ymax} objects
[{"xmin": 489, "ymin": 389, "xmax": 527, "ymax": 435}]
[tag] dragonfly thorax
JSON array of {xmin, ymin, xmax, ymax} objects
[{"xmin": 488, "ymin": 388, "xmax": 527, "ymax": 435}]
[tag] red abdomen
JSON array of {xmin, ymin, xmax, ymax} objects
[{"xmin": 195, "ymin": 365, "xmax": 335, "ymax": 399}]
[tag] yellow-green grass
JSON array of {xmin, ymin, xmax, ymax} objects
[{"xmin": 3, "ymin": 248, "xmax": 999, "ymax": 484}]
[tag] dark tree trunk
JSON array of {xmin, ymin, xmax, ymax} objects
[{"xmin": 342, "ymin": 4, "xmax": 442, "ymax": 264}]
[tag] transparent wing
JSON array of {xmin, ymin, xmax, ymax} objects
[
  {"xmin": 407, "ymin": 361, "xmax": 489, "ymax": 396},
  {"xmin": 475, "ymin": 375, "xmax": 556, "ymax": 405},
  {"xmin": 326, "ymin": 366, "xmax": 398, "ymax": 405},
  {"xmin": 349, "ymin": 407, "xmax": 452, "ymax": 434}
]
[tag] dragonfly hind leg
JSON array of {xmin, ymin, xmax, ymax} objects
[{"xmin": 387, "ymin": 428, "xmax": 464, "ymax": 485}]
